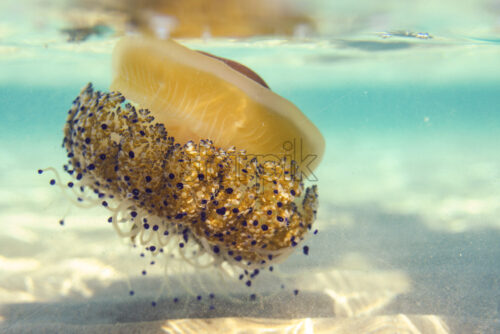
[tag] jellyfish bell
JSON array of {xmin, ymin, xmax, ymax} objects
[{"xmin": 110, "ymin": 36, "xmax": 325, "ymax": 173}]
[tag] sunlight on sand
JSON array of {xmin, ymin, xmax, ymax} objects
[
  {"xmin": 161, "ymin": 314, "xmax": 449, "ymax": 334},
  {"xmin": 296, "ymin": 267, "xmax": 410, "ymax": 317}
]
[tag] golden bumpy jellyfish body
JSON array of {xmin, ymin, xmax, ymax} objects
[
  {"xmin": 60, "ymin": 37, "xmax": 323, "ymax": 286},
  {"xmin": 64, "ymin": 84, "xmax": 318, "ymax": 268}
]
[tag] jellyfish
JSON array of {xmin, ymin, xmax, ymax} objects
[{"xmin": 44, "ymin": 37, "xmax": 324, "ymax": 300}]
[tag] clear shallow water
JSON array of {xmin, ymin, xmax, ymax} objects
[{"xmin": 1, "ymin": 1, "xmax": 500, "ymax": 333}]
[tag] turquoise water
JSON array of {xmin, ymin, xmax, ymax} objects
[
  {"xmin": 1, "ymin": 1, "xmax": 500, "ymax": 333},
  {"xmin": 3, "ymin": 84, "xmax": 500, "ymax": 137}
]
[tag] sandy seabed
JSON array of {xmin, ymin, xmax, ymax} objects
[{"xmin": 1, "ymin": 136, "xmax": 499, "ymax": 333}]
